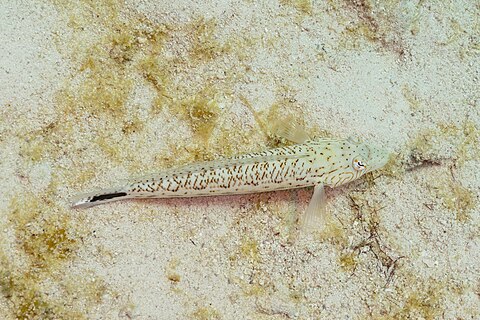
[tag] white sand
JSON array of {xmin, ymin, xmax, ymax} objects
[{"xmin": 1, "ymin": 0, "xmax": 478, "ymax": 319}]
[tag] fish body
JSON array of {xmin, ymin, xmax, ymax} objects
[{"xmin": 71, "ymin": 137, "xmax": 389, "ymax": 209}]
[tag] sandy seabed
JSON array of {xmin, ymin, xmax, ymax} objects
[{"xmin": 0, "ymin": 0, "xmax": 479, "ymax": 319}]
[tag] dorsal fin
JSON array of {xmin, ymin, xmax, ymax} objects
[{"xmin": 271, "ymin": 118, "xmax": 311, "ymax": 144}]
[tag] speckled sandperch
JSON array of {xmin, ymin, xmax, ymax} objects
[{"xmin": 72, "ymin": 122, "xmax": 389, "ymax": 229}]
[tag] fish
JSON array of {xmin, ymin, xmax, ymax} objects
[{"xmin": 71, "ymin": 122, "xmax": 389, "ymax": 230}]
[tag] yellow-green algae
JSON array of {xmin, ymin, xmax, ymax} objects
[
  {"xmin": 343, "ymin": 186, "xmax": 452, "ymax": 319},
  {"xmin": 280, "ymin": 0, "xmax": 313, "ymax": 15},
  {"xmin": 408, "ymin": 121, "xmax": 480, "ymax": 167},
  {"xmin": 19, "ymin": 120, "xmax": 74, "ymax": 164},
  {"xmin": 171, "ymin": 87, "xmax": 222, "ymax": 145},
  {"xmin": 433, "ymin": 175, "xmax": 476, "ymax": 221},
  {"xmin": 192, "ymin": 305, "xmax": 222, "ymax": 320},
  {"xmin": 438, "ymin": 121, "xmax": 480, "ymax": 165},
  {"xmin": 401, "ymin": 85, "xmax": 422, "ymax": 112},
  {"xmin": 398, "ymin": 121, "xmax": 479, "ymax": 219},
  {"xmin": 347, "ymin": 188, "xmax": 399, "ymax": 272},
  {"xmin": 459, "ymin": 21, "xmax": 480, "ymax": 60},
  {"xmin": 329, "ymin": 0, "xmax": 415, "ymax": 57},
  {"xmin": 49, "ymin": 0, "xmax": 264, "ymax": 179},
  {"xmin": 227, "ymin": 234, "xmax": 270, "ymax": 299},
  {"xmin": 43, "ymin": 1, "xmax": 291, "ymax": 318},
  {"xmin": 385, "ymin": 268, "xmax": 476, "ymax": 319},
  {"xmin": 317, "ymin": 219, "xmax": 348, "ymax": 248},
  {"xmin": 339, "ymin": 251, "xmax": 358, "ymax": 273},
  {"xmin": 166, "ymin": 258, "xmax": 181, "ymax": 283},
  {"xmin": 189, "ymin": 18, "xmax": 232, "ymax": 62},
  {"xmin": 239, "ymin": 237, "xmax": 261, "ymax": 263},
  {"xmin": 341, "ymin": 131, "xmax": 478, "ymax": 319},
  {"xmin": 378, "ymin": 152, "xmax": 404, "ymax": 178},
  {"xmin": 439, "ymin": 19, "xmax": 463, "ymax": 47},
  {"xmin": 0, "ymin": 191, "xmax": 107, "ymax": 319},
  {"xmin": 379, "ymin": 120, "xmax": 479, "ymax": 179},
  {"xmin": 369, "ymin": 276, "xmax": 446, "ymax": 320}
]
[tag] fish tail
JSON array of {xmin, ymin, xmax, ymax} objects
[{"xmin": 71, "ymin": 186, "xmax": 131, "ymax": 209}]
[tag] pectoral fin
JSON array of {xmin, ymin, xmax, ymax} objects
[
  {"xmin": 301, "ymin": 184, "xmax": 327, "ymax": 232},
  {"xmin": 347, "ymin": 136, "xmax": 362, "ymax": 144},
  {"xmin": 272, "ymin": 118, "xmax": 311, "ymax": 144}
]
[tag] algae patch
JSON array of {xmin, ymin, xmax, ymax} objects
[
  {"xmin": 192, "ymin": 305, "xmax": 222, "ymax": 320},
  {"xmin": 280, "ymin": 0, "xmax": 313, "ymax": 15},
  {"xmin": 385, "ymin": 277, "xmax": 446, "ymax": 320},
  {"xmin": 381, "ymin": 120, "xmax": 480, "ymax": 177},
  {"xmin": 166, "ymin": 258, "xmax": 181, "ymax": 283},
  {"xmin": 0, "ymin": 263, "xmax": 80, "ymax": 320},
  {"xmin": 239, "ymin": 237, "xmax": 261, "ymax": 263},
  {"xmin": 19, "ymin": 120, "xmax": 74, "ymax": 164},
  {"xmin": 331, "ymin": 0, "xmax": 410, "ymax": 57},
  {"xmin": 189, "ymin": 17, "xmax": 231, "ymax": 62},
  {"xmin": 339, "ymin": 251, "xmax": 358, "ymax": 273},
  {"xmin": 0, "ymin": 192, "xmax": 106, "ymax": 319},
  {"xmin": 8, "ymin": 194, "xmax": 80, "ymax": 270},
  {"xmin": 401, "ymin": 85, "xmax": 422, "ymax": 112},
  {"xmin": 51, "ymin": 1, "xmax": 251, "ymax": 174},
  {"xmin": 408, "ymin": 121, "xmax": 479, "ymax": 167},
  {"xmin": 433, "ymin": 176, "xmax": 476, "ymax": 221},
  {"xmin": 317, "ymin": 218, "xmax": 348, "ymax": 248},
  {"xmin": 171, "ymin": 87, "xmax": 222, "ymax": 144}
]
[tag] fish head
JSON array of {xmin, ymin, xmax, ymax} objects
[
  {"xmin": 312, "ymin": 137, "xmax": 390, "ymax": 187},
  {"xmin": 348, "ymin": 139, "xmax": 390, "ymax": 175}
]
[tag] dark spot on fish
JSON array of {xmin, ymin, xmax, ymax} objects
[{"xmin": 91, "ymin": 192, "xmax": 127, "ymax": 202}]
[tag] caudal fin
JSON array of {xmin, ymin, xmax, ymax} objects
[{"xmin": 71, "ymin": 187, "xmax": 130, "ymax": 209}]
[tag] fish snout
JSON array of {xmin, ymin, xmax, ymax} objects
[{"xmin": 367, "ymin": 147, "xmax": 390, "ymax": 172}]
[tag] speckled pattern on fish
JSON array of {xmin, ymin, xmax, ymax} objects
[{"xmin": 71, "ymin": 136, "xmax": 389, "ymax": 209}]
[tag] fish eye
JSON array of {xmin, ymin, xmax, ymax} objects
[{"xmin": 353, "ymin": 158, "xmax": 367, "ymax": 171}]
